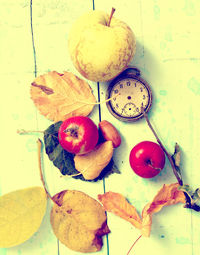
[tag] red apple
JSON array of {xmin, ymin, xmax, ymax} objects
[
  {"xmin": 58, "ymin": 116, "xmax": 99, "ymax": 155},
  {"xmin": 129, "ymin": 141, "xmax": 165, "ymax": 178}
]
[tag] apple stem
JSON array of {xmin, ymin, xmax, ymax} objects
[
  {"xmin": 107, "ymin": 7, "xmax": 116, "ymax": 27},
  {"xmin": 127, "ymin": 235, "xmax": 142, "ymax": 255},
  {"xmin": 64, "ymin": 127, "xmax": 79, "ymax": 138},
  {"xmin": 146, "ymin": 160, "xmax": 161, "ymax": 171},
  {"xmin": 142, "ymin": 109, "xmax": 183, "ymax": 186}
]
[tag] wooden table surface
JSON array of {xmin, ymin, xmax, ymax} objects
[{"xmin": 1, "ymin": 0, "xmax": 200, "ymax": 255}]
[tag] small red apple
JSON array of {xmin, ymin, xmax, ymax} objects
[
  {"xmin": 58, "ymin": 116, "xmax": 99, "ymax": 155},
  {"xmin": 129, "ymin": 141, "xmax": 165, "ymax": 178}
]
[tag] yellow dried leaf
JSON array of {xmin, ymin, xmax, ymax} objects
[
  {"xmin": 98, "ymin": 191, "xmax": 142, "ymax": 230},
  {"xmin": 98, "ymin": 183, "xmax": 185, "ymax": 238},
  {"xmin": 50, "ymin": 190, "xmax": 110, "ymax": 253},
  {"xmin": 141, "ymin": 183, "xmax": 186, "ymax": 237},
  {"xmin": 30, "ymin": 71, "xmax": 96, "ymax": 122},
  {"xmin": 0, "ymin": 186, "xmax": 47, "ymax": 248},
  {"xmin": 74, "ymin": 141, "xmax": 113, "ymax": 180}
]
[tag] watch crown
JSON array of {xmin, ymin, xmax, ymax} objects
[{"xmin": 123, "ymin": 67, "xmax": 141, "ymax": 77}]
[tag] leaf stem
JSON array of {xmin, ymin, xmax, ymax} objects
[
  {"xmin": 77, "ymin": 92, "xmax": 120, "ymax": 105},
  {"xmin": 58, "ymin": 93, "xmax": 120, "ymax": 119},
  {"xmin": 60, "ymin": 172, "xmax": 82, "ymax": 178},
  {"xmin": 139, "ymin": 108, "xmax": 200, "ymax": 211},
  {"xmin": 127, "ymin": 235, "xmax": 142, "ymax": 255},
  {"xmin": 60, "ymin": 92, "xmax": 120, "ymax": 109},
  {"xmin": 37, "ymin": 139, "xmax": 55, "ymax": 203},
  {"xmin": 142, "ymin": 110, "xmax": 183, "ymax": 186}
]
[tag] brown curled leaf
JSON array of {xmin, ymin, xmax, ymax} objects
[{"xmin": 30, "ymin": 71, "xmax": 96, "ymax": 122}]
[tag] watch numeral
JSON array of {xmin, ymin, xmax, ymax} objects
[{"xmin": 127, "ymin": 81, "xmax": 131, "ymax": 86}]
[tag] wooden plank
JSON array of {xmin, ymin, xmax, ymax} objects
[
  {"xmin": 94, "ymin": 0, "xmax": 200, "ymax": 254},
  {"xmin": 1, "ymin": 0, "xmax": 107, "ymax": 255},
  {"xmin": 29, "ymin": 1, "xmax": 109, "ymax": 255},
  {"xmin": 0, "ymin": 1, "xmax": 58, "ymax": 254}
]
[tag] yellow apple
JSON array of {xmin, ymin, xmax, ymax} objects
[{"xmin": 68, "ymin": 9, "xmax": 136, "ymax": 82}]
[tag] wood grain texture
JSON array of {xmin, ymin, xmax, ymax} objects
[{"xmin": 0, "ymin": 0, "xmax": 200, "ymax": 255}]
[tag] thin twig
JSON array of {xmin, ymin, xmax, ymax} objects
[
  {"xmin": 37, "ymin": 139, "xmax": 55, "ymax": 203},
  {"xmin": 17, "ymin": 129, "xmax": 44, "ymax": 135},
  {"xmin": 38, "ymin": 139, "xmax": 82, "ymax": 180},
  {"xmin": 127, "ymin": 235, "xmax": 142, "ymax": 255},
  {"xmin": 142, "ymin": 109, "xmax": 183, "ymax": 185}
]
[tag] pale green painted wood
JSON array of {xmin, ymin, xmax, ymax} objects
[
  {"xmin": 95, "ymin": 0, "xmax": 200, "ymax": 254},
  {"xmin": 1, "ymin": 0, "xmax": 200, "ymax": 255}
]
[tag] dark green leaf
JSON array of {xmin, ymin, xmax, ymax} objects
[
  {"xmin": 192, "ymin": 188, "xmax": 200, "ymax": 206},
  {"xmin": 44, "ymin": 121, "xmax": 62, "ymax": 155},
  {"xmin": 43, "ymin": 122, "xmax": 117, "ymax": 182},
  {"xmin": 97, "ymin": 159, "xmax": 120, "ymax": 180},
  {"xmin": 178, "ymin": 185, "xmax": 200, "ymax": 212},
  {"xmin": 178, "ymin": 185, "xmax": 193, "ymax": 200}
]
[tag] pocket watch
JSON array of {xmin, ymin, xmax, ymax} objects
[{"xmin": 106, "ymin": 67, "xmax": 153, "ymax": 122}]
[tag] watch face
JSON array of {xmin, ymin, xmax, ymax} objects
[{"xmin": 107, "ymin": 77, "xmax": 152, "ymax": 121}]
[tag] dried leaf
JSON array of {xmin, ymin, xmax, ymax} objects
[
  {"xmin": 171, "ymin": 143, "xmax": 182, "ymax": 182},
  {"xmin": 178, "ymin": 185, "xmax": 200, "ymax": 211},
  {"xmin": 141, "ymin": 183, "xmax": 186, "ymax": 237},
  {"xmin": 98, "ymin": 192, "xmax": 142, "ymax": 229},
  {"xmin": 173, "ymin": 143, "xmax": 181, "ymax": 167},
  {"xmin": 50, "ymin": 190, "xmax": 110, "ymax": 253},
  {"xmin": 178, "ymin": 184, "xmax": 193, "ymax": 199},
  {"xmin": 0, "ymin": 187, "xmax": 47, "ymax": 248},
  {"xmin": 43, "ymin": 122, "xmax": 115, "ymax": 181},
  {"xmin": 43, "ymin": 121, "xmax": 78, "ymax": 176},
  {"xmin": 102, "ymin": 158, "xmax": 121, "ymax": 178},
  {"xmin": 30, "ymin": 71, "xmax": 96, "ymax": 122},
  {"xmin": 74, "ymin": 141, "xmax": 113, "ymax": 180},
  {"xmin": 98, "ymin": 183, "xmax": 185, "ymax": 238},
  {"xmin": 192, "ymin": 188, "xmax": 200, "ymax": 204}
]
